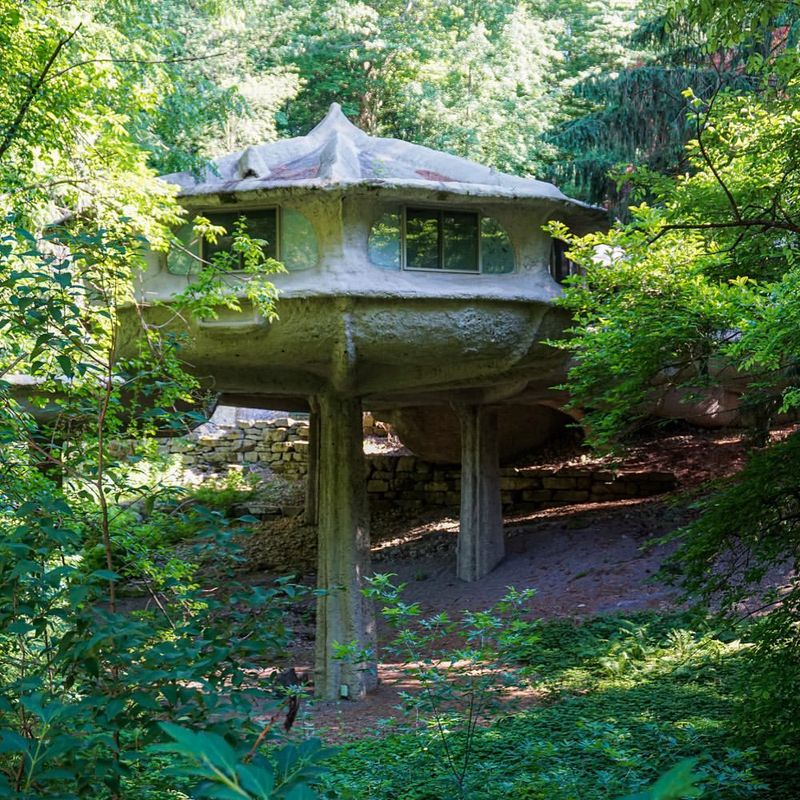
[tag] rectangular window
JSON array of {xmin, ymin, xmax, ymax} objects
[
  {"xmin": 549, "ymin": 239, "xmax": 580, "ymax": 284},
  {"xmin": 404, "ymin": 208, "xmax": 479, "ymax": 272},
  {"xmin": 202, "ymin": 209, "xmax": 278, "ymax": 269}
]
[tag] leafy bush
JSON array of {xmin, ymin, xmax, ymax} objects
[
  {"xmin": 324, "ymin": 612, "xmax": 771, "ymax": 799},
  {"xmin": 662, "ymin": 434, "xmax": 800, "ymax": 771},
  {"xmin": 0, "ymin": 477, "xmax": 314, "ymax": 796},
  {"xmin": 0, "ymin": 217, "xmax": 298, "ymax": 796},
  {"xmin": 153, "ymin": 724, "xmax": 335, "ymax": 800}
]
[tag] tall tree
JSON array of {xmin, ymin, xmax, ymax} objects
[
  {"xmin": 119, "ymin": 0, "xmax": 303, "ymax": 172},
  {"xmin": 544, "ymin": 3, "xmax": 760, "ymax": 208},
  {"xmin": 553, "ymin": 0, "xmax": 800, "ymax": 771},
  {"xmin": 275, "ymin": 0, "xmax": 446, "ymax": 135},
  {"xmin": 396, "ymin": 2, "xmax": 562, "ymax": 176}
]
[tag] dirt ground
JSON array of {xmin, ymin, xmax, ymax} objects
[
  {"xmin": 299, "ymin": 496, "xmax": 684, "ymax": 739},
  {"xmin": 258, "ymin": 425, "xmax": 791, "ymax": 740}
]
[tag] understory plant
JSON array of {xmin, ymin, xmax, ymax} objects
[
  {"xmin": 661, "ymin": 434, "xmax": 800, "ymax": 774},
  {"xmin": 361, "ymin": 574, "xmax": 541, "ymax": 799},
  {"xmin": 0, "ymin": 203, "xmax": 317, "ymax": 798},
  {"xmin": 326, "ymin": 611, "xmax": 767, "ymax": 799},
  {"xmin": 361, "ymin": 579, "xmax": 715, "ymax": 800},
  {"xmin": 153, "ymin": 725, "xmax": 335, "ymax": 800}
]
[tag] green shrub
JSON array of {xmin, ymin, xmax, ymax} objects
[
  {"xmin": 324, "ymin": 612, "xmax": 770, "ymax": 799},
  {"xmin": 663, "ymin": 434, "xmax": 800, "ymax": 772}
]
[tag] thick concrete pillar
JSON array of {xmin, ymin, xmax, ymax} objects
[
  {"xmin": 314, "ymin": 393, "xmax": 378, "ymax": 700},
  {"xmin": 304, "ymin": 402, "xmax": 320, "ymax": 526},
  {"xmin": 456, "ymin": 405, "xmax": 505, "ymax": 582}
]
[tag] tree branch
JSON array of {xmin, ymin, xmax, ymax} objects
[
  {"xmin": 693, "ymin": 88, "xmax": 743, "ymax": 224},
  {"xmin": 648, "ymin": 217, "xmax": 800, "ymax": 244},
  {"xmin": 0, "ymin": 24, "xmax": 82, "ymax": 164},
  {"xmin": 44, "ymin": 49, "xmax": 237, "ymax": 83}
]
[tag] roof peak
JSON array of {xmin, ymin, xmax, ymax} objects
[
  {"xmin": 162, "ymin": 102, "xmax": 604, "ymax": 217},
  {"xmin": 307, "ymin": 103, "xmax": 368, "ymax": 145}
]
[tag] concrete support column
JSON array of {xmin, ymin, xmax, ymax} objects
[
  {"xmin": 304, "ymin": 401, "xmax": 320, "ymax": 526},
  {"xmin": 456, "ymin": 405, "xmax": 505, "ymax": 582},
  {"xmin": 314, "ymin": 393, "xmax": 378, "ymax": 700}
]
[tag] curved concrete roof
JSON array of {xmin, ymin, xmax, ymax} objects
[{"xmin": 162, "ymin": 103, "xmax": 597, "ymax": 212}]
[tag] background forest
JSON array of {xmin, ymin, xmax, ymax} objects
[{"xmin": 2, "ymin": 0, "xmax": 800, "ymax": 798}]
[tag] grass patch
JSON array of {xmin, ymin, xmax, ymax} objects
[{"xmin": 322, "ymin": 613, "xmax": 778, "ymax": 799}]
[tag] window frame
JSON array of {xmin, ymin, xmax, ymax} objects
[
  {"xmin": 199, "ymin": 205, "xmax": 281, "ymax": 272},
  {"xmin": 549, "ymin": 238, "xmax": 580, "ymax": 284},
  {"xmin": 401, "ymin": 206, "xmax": 484, "ymax": 274}
]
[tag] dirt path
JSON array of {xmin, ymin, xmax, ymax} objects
[{"xmin": 275, "ymin": 495, "xmax": 689, "ymax": 740}]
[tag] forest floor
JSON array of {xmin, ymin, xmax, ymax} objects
[{"xmin": 243, "ymin": 424, "xmax": 794, "ymax": 741}]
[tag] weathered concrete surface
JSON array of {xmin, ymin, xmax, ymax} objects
[
  {"xmin": 456, "ymin": 405, "xmax": 505, "ymax": 581},
  {"xmin": 385, "ymin": 404, "xmax": 571, "ymax": 464},
  {"xmin": 162, "ymin": 103, "xmax": 601, "ymax": 215},
  {"xmin": 654, "ymin": 387, "xmax": 743, "ymax": 428},
  {"xmin": 304, "ymin": 404, "xmax": 320, "ymax": 525},
  {"xmin": 313, "ymin": 394, "xmax": 377, "ymax": 700}
]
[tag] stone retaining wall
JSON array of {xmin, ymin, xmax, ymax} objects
[
  {"xmin": 364, "ymin": 456, "xmax": 676, "ymax": 510},
  {"xmin": 163, "ymin": 417, "xmax": 677, "ymax": 509},
  {"xmin": 162, "ymin": 417, "xmax": 311, "ymax": 480}
]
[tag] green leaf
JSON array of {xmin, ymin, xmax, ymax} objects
[
  {"xmin": 0, "ymin": 730, "xmax": 30, "ymax": 754},
  {"xmin": 237, "ymin": 763, "xmax": 276, "ymax": 798},
  {"xmin": 56, "ymin": 354, "xmax": 74, "ymax": 378},
  {"xmin": 90, "ymin": 569, "xmax": 121, "ymax": 582},
  {"xmin": 617, "ymin": 758, "xmax": 704, "ymax": 800}
]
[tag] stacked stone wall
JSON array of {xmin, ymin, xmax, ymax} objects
[
  {"xmin": 162, "ymin": 417, "xmax": 310, "ymax": 480},
  {"xmin": 364, "ymin": 456, "xmax": 676, "ymax": 510},
  {"xmin": 163, "ymin": 417, "xmax": 676, "ymax": 508}
]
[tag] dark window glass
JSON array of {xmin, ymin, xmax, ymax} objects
[
  {"xmin": 203, "ymin": 210, "xmax": 277, "ymax": 268},
  {"xmin": 443, "ymin": 211, "xmax": 479, "ymax": 271},
  {"xmin": 549, "ymin": 238, "xmax": 578, "ymax": 283},
  {"xmin": 405, "ymin": 208, "xmax": 479, "ymax": 271},
  {"xmin": 405, "ymin": 208, "xmax": 440, "ymax": 269}
]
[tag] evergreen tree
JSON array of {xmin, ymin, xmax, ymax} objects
[{"xmin": 545, "ymin": 7, "xmax": 756, "ymax": 208}]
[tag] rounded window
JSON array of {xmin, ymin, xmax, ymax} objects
[
  {"xmin": 368, "ymin": 211, "xmax": 402, "ymax": 270},
  {"xmin": 166, "ymin": 207, "xmax": 318, "ymax": 275},
  {"xmin": 367, "ymin": 209, "xmax": 515, "ymax": 274},
  {"xmin": 281, "ymin": 208, "xmax": 318, "ymax": 271}
]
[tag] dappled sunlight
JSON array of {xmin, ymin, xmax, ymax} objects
[
  {"xmin": 505, "ymin": 495, "xmax": 661, "ymax": 527},
  {"xmin": 320, "ymin": 614, "xmax": 767, "ymax": 799}
]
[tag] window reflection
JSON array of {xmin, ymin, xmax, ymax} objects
[
  {"xmin": 367, "ymin": 207, "xmax": 515, "ymax": 274},
  {"xmin": 443, "ymin": 211, "xmax": 479, "ymax": 271},
  {"xmin": 203, "ymin": 210, "xmax": 277, "ymax": 269},
  {"xmin": 167, "ymin": 208, "xmax": 319, "ymax": 275},
  {"xmin": 405, "ymin": 208, "xmax": 480, "ymax": 272},
  {"xmin": 367, "ymin": 211, "xmax": 401, "ymax": 269},
  {"xmin": 406, "ymin": 209, "xmax": 442, "ymax": 269}
]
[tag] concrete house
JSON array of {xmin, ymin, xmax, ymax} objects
[{"xmin": 123, "ymin": 103, "xmax": 607, "ymax": 699}]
